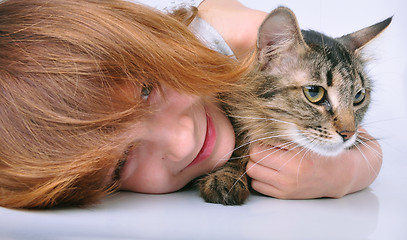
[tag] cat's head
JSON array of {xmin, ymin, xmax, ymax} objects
[{"xmin": 247, "ymin": 7, "xmax": 391, "ymax": 156}]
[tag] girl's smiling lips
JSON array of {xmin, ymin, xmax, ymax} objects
[{"xmin": 186, "ymin": 114, "xmax": 216, "ymax": 168}]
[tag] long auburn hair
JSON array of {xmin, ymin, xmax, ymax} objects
[{"xmin": 0, "ymin": 0, "xmax": 252, "ymax": 208}]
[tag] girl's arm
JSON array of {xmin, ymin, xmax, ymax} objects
[{"xmin": 246, "ymin": 129, "xmax": 382, "ymax": 199}]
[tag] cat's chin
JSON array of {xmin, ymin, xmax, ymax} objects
[
  {"xmin": 304, "ymin": 144, "xmax": 348, "ymax": 157},
  {"xmin": 292, "ymin": 130, "xmax": 358, "ymax": 157}
]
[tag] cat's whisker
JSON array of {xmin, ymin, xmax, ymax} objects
[
  {"xmin": 357, "ymin": 127, "xmax": 404, "ymax": 154},
  {"xmin": 246, "ymin": 128, "xmax": 285, "ymax": 140},
  {"xmin": 223, "ymin": 140, "xmax": 301, "ymax": 200},
  {"xmin": 356, "ymin": 129, "xmax": 369, "ymax": 134},
  {"xmin": 250, "ymin": 141, "xmax": 301, "ymax": 163},
  {"xmin": 241, "ymin": 140, "xmax": 297, "ymax": 158},
  {"xmin": 275, "ymin": 143, "xmax": 308, "ymax": 172},
  {"xmin": 238, "ymin": 138, "xmax": 307, "ymax": 179},
  {"xmin": 356, "ymin": 138, "xmax": 383, "ymax": 159},
  {"xmin": 228, "ymin": 141, "xmax": 294, "ymax": 161},
  {"xmin": 356, "ymin": 130, "xmax": 384, "ymax": 143},
  {"xmin": 357, "ymin": 134, "xmax": 382, "ymax": 150},
  {"xmin": 223, "ymin": 139, "xmax": 306, "ymax": 198},
  {"xmin": 250, "ymin": 141, "xmax": 300, "ymax": 166},
  {"xmin": 356, "ymin": 127, "xmax": 378, "ymax": 136},
  {"xmin": 228, "ymin": 114, "xmax": 297, "ymax": 126},
  {"xmin": 354, "ymin": 142, "xmax": 378, "ymax": 177},
  {"xmin": 246, "ymin": 130, "xmax": 290, "ymax": 141},
  {"xmin": 211, "ymin": 132, "xmax": 298, "ymax": 171},
  {"xmin": 295, "ymin": 141, "xmax": 317, "ymax": 185},
  {"xmin": 360, "ymin": 116, "xmax": 407, "ymax": 127},
  {"xmin": 226, "ymin": 114, "xmax": 269, "ymax": 121},
  {"xmin": 229, "ymin": 133, "xmax": 298, "ymax": 159}
]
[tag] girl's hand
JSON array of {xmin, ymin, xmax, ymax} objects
[{"xmin": 246, "ymin": 129, "xmax": 382, "ymax": 199}]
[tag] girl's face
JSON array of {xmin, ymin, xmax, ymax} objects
[{"xmin": 114, "ymin": 86, "xmax": 235, "ymax": 193}]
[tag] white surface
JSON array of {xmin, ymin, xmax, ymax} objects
[{"xmin": 1, "ymin": 0, "xmax": 406, "ymax": 239}]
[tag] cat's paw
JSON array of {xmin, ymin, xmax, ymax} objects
[{"xmin": 199, "ymin": 170, "xmax": 250, "ymax": 205}]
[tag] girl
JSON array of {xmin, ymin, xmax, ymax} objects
[{"xmin": 0, "ymin": 0, "xmax": 382, "ymax": 208}]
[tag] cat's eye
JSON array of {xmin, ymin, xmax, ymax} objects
[
  {"xmin": 354, "ymin": 88, "xmax": 366, "ymax": 105},
  {"xmin": 141, "ymin": 85, "xmax": 153, "ymax": 101},
  {"xmin": 303, "ymin": 86, "xmax": 326, "ymax": 104}
]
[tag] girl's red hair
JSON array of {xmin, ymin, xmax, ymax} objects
[{"xmin": 0, "ymin": 0, "xmax": 252, "ymax": 208}]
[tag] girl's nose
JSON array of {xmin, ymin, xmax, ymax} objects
[{"xmin": 159, "ymin": 115, "xmax": 196, "ymax": 162}]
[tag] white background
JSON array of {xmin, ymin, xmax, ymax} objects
[{"xmin": 1, "ymin": 0, "xmax": 406, "ymax": 239}]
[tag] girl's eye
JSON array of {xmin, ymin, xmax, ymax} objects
[
  {"xmin": 141, "ymin": 85, "xmax": 153, "ymax": 101},
  {"xmin": 113, "ymin": 147, "xmax": 130, "ymax": 182},
  {"xmin": 354, "ymin": 88, "xmax": 366, "ymax": 105},
  {"xmin": 113, "ymin": 157, "xmax": 126, "ymax": 182},
  {"xmin": 303, "ymin": 86, "xmax": 326, "ymax": 104}
]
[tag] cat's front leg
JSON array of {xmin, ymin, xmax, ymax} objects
[{"xmin": 199, "ymin": 158, "xmax": 250, "ymax": 205}]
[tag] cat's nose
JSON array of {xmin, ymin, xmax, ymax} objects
[{"xmin": 338, "ymin": 130, "xmax": 355, "ymax": 141}]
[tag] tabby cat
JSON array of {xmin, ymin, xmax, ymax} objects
[{"xmin": 199, "ymin": 7, "xmax": 391, "ymax": 205}]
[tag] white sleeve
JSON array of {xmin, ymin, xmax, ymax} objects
[
  {"xmin": 128, "ymin": 0, "xmax": 202, "ymax": 12},
  {"xmin": 188, "ymin": 16, "xmax": 234, "ymax": 56},
  {"xmin": 127, "ymin": 0, "xmax": 234, "ymax": 56}
]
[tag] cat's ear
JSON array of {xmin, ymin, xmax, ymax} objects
[
  {"xmin": 337, "ymin": 17, "xmax": 392, "ymax": 52},
  {"xmin": 257, "ymin": 7, "xmax": 307, "ymax": 63}
]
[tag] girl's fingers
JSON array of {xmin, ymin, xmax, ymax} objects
[
  {"xmin": 246, "ymin": 159, "xmax": 280, "ymax": 184},
  {"xmin": 251, "ymin": 179, "xmax": 281, "ymax": 198}
]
